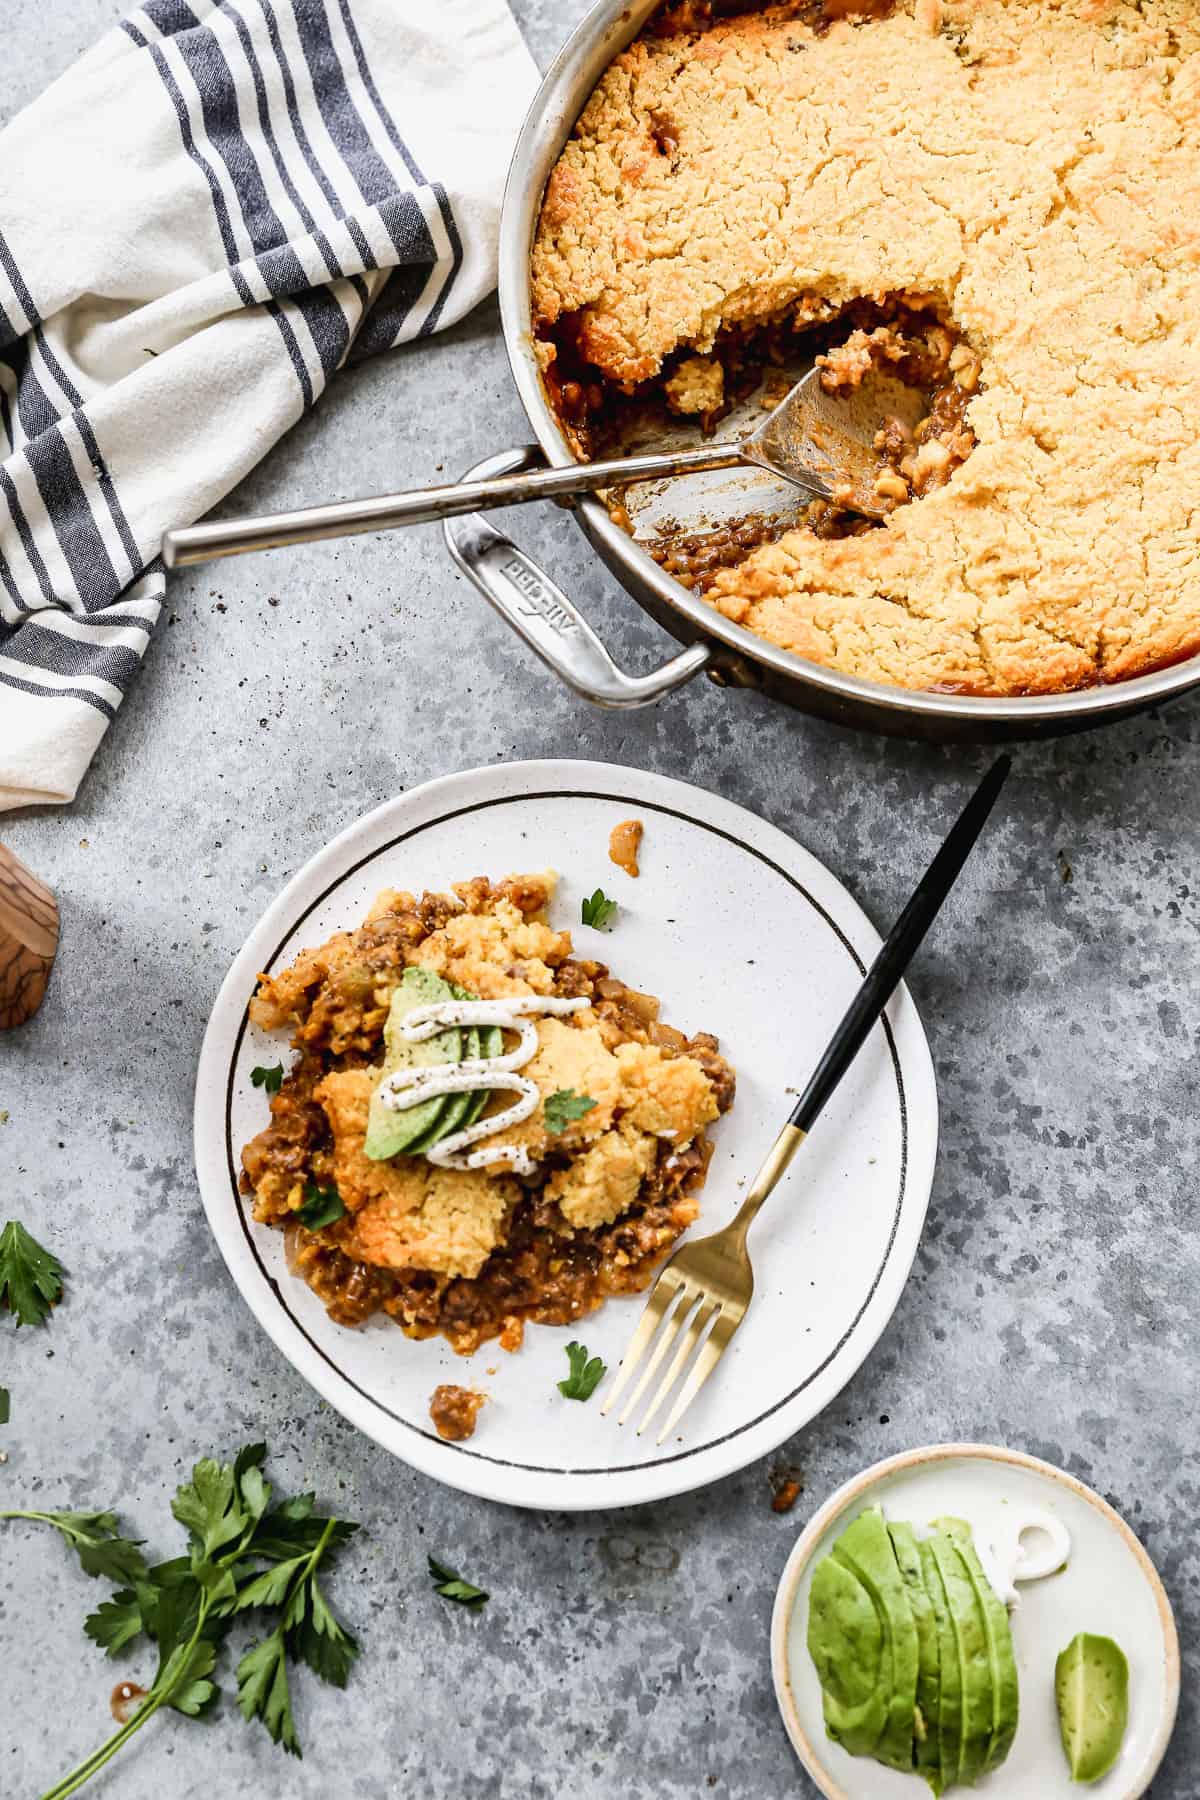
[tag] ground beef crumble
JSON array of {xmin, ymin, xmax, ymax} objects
[{"xmin": 429, "ymin": 1385, "xmax": 486, "ymax": 1441}]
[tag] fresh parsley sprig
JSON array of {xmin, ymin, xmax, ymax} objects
[
  {"xmin": 3, "ymin": 1443, "xmax": 359, "ymax": 1796},
  {"xmin": 558, "ymin": 1341, "xmax": 607, "ymax": 1402},
  {"xmin": 295, "ymin": 1183, "xmax": 345, "ymax": 1230},
  {"xmin": 0, "ymin": 1219, "xmax": 64, "ymax": 1326},
  {"xmin": 250, "ymin": 1063, "xmax": 285, "ymax": 1096},
  {"xmin": 428, "ymin": 1555, "xmax": 488, "ymax": 1609},
  {"xmin": 580, "ymin": 888, "xmax": 618, "ymax": 929},
  {"xmin": 543, "ymin": 1089, "xmax": 597, "ymax": 1136}
]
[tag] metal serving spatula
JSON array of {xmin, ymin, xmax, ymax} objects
[
  {"xmin": 160, "ymin": 365, "xmax": 925, "ymax": 568},
  {"xmin": 600, "ymin": 756, "xmax": 1011, "ymax": 1445}
]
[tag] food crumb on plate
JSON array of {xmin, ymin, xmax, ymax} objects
[
  {"xmin": 429, "ymin": 1384, "xmax": 486, "ymax": 1442},
  {"xmin": 609, "ymin": 818, "xmax": 644, "ymax": 877}
]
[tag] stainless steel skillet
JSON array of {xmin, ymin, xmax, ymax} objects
[{"xmin": 469, "ymin": 0, "xmax": 1200, "ymax": 741}]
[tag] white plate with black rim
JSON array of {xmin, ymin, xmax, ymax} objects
[{"xmin": 193, "ymin": 759, "xmax": 938, "ymax": 1511}]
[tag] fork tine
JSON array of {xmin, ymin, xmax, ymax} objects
[
  {"xmin": 616, "ymin": 1284, "xmax": 698, "ymax": 1428},
  {"xmin": 653, "ymin": 1307, "xmax": 739, "ymax": 1444},
  {"xmin": 636, "ymin": 1296, "xmax": 721, "ymax": 1437},
  {"xmin": 599, "ymin": 1271, "xmax": 686, "ymax": 1418}
]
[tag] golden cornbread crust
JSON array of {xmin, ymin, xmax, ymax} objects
[
  {"xmin": 531, "ymin": 0, "xmax": 1200, "ymax": 696},
  {"xmin": 239, "ymin": 874, "xmax": 735, "ymax": 1354}
]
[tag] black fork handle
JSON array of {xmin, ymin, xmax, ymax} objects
[{"xmin": 789, "ymin": 756, "xmax": 1011, "ymax": 1134}]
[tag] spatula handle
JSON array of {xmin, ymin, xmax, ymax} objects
[
  {"xmin": 160, "ymin": 443, "xmax": 745, "ymax": 568},
  {"xmin": 789, "ymin": 757, "xmax": 1011, "ymax": 1133}
]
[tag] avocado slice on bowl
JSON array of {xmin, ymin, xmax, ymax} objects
[
  {"xmin": 940, "ymin": 1517, "xmax": 1020, "ymax": 1773},
  {"xmin": 364, "ymin": 968, "xmax": 462, "ymax": 1160},
  {"xmin": 830, "ymin": 1508, "xmax": 920, "ymax": 1774},
  {"xmin": 924, "ymin": 1530, "xmax": 993, "ymax": 1787},
  {"xmin": 807, "ymin": 1552, "xmax": 891, "ymax": 1757},
  {"xmin": 1055, "ymin": 1632, "xmax": 1129, "ymax": 1782},
  {"xmin": 889, "ymin": 1521, "xmax": 943, "ymax": 1792},
  {"xmin": 919, "ymin": 1537, "xmax": 967, "ymax": 1794}
]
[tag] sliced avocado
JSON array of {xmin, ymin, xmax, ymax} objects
[
  {"xmin": 436, "ymin": 1023, "xmax": 482, "ymax": 1138},
  {"xmin": 889, "ymin": 1522, "xmax": 942, "ymax": 1793},
  {"xmin": 411, "ymin": 1030, "xmax": 476, "ymax": 1153},
  {"xmin": 1055, "ymin": 1632, "xmax": 1129, "ymax": 1783},
  {"xmin": 920, "ymin": 1537, "xmax": 965, "ymax": 1795},
  {"xmin": 925, "ymin": 1530, "xmax": 993, "ymax": 1786},
  {"xmin": 807, "ymin": 1552, "xmax": 890, "ymax": 1757},
  {"xmin": 364, "ymin": 968, "xmax": 462, "ymax": 1160},
  {"xmin": 940, "ymin": 1517, "xmax": 1019, "ymax": 1773},
  {"xmin": 422, "ymin": 980, "xmax": 502, "ymax": 1147},
  {"xmin": 831, "ymin": 1508, "xmax": 920, "ymax": 1774},
  {"xmin": 460, "ymin": 1022, "xmax": 504, "ymax": 1131}
]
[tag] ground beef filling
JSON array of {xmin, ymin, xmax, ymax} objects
[
  {"xmin": 240, "ymin": 877, "xmax": 734, "ymax": 1355},
  {"xmin": 650, "ymin": 0, "xmax": 897, "ymax": 39},
  {"xmin": 539, "ymin": 296, "xmax": 980, "ymax": 595},
  {"xmin": 286, "ymin": 1149, "xmax": 710, "ymax": 1355}
]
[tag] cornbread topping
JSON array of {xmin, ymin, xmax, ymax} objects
[
  {"xmin": 532, "ymin": 0, "xmax": 1200, "ymax": 696},
  {"xmin": 240, "ymin": 873, "xmax": 735, "ymax": 1354}
]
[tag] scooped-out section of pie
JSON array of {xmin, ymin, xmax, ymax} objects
[
  {"xmin": 239, "ymin": 872, "xmax": 735, "ymax": 1357},
  {"xmin": 531, "ymin": 0, "xmax": 1200, "ymax": 698}
]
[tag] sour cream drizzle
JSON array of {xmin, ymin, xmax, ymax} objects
[{"xmin": 377, "ymin": 996, "xmax": 589, "ymax": 1175}]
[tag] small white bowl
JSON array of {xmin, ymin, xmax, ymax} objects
[{"xmin": 771, "ymin": 1443, "xmax": 1179, "ymax": 1800}]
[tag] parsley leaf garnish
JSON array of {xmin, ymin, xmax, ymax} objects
[
  {"xmin": 250, "ymin": 1063, "xmax": 285, "ymax": 1096},
  {"xmin": 543, "ymin": 1089, "xmax": 597, "ymax": 1136},
  {"xmin": 0, "ymin": 1386, "xmax": 8, "ymax": 1424},
  {"xmin": 580, "ymin": 888, "xmax": 618, "ymax": 929},
  {"xmin": 0, "ymin": 1507, "xmax": 148, "ymax": 1585},
  {"xmin": 0, "ymin": 1219, "xmax": 64, "ymax": 1326},
  {"xmin": 295, "ymin": 1184, "xmax": 345, "ymax": 1230},
  {"xmin": 428, "ymin": 1555, "xmax": 488, "ymax": 1609},
  {"xmin": 83, "ymin": 1587, "xmax": 144, "ymax": 1656},
  {"xmin": 2, "ymin": 1442, "xmax": 360, "ymax": 1790},
  {"xmin": 558, "ymin": 1341, "xmax": 607, "ymax": 1402}
]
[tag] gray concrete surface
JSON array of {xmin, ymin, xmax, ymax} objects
[{"xmin": 2, "ymin": 3, "xmax": 1197, "ymax": 1795}]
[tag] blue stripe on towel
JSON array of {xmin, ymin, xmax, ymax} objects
[
  {"xmin": 140, "ymin": 37, "xmax": 258, "ymax": 307},
  {"xmin": 290, "ymin": 2, "xmax": 437, "ymax": 266},
  {"xmin": 167, "ymin": 19, "xmax": 350, "ymax": 380},
  {"xmin": 0, "ymin": 228, "xmax": 41, "ymax": 336},
  {"xmin": 0, "ymin": 466, "xmax": 57, "ymax": 607},
  {"xmin": 23, "ymin": 427, "xmax": 121, "ymax": 606},
  {"xmin": 258, "ymin": 0, "xmax": 378, "ymax": 273},
  {"xmin": 220, "ymin": 2, "xmax": 345, "ymax": 283},
  {"xmin": 331, "ymin": 0, "xmax": 464, "ymax": 333},
  {"xmin": 31, "ymin": 327, "xmax": 144, "ymax": 585},
  {"xmin": 0, "ymin": 659, "xmax": 117, "ymax": 720},
  {"xmin": 4, "ymin": 619, "xmax": 143, "ymax": 689}
]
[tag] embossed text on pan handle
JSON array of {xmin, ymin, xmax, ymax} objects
[{"xmin": 443, "ymin": 447, "xmax": 711, "ymax": 709}]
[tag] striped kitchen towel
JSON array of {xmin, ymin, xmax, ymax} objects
[{"xmin": 0, "ymin": 0, "xmax": 537, "ymax": 811}]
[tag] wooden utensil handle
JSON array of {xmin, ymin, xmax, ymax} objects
[{"xmin": 0, "ymin": 843, "xmax": 60, "ymax": 1028}]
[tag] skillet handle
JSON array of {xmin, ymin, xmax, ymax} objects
[{"xmin": 442, "ymin": 447, "xmax": 712, "ymax": 709}]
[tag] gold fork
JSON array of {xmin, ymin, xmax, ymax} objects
[{"xmin": 600, "ymin": 757, "xmax": 1012, "ymax": 1444}]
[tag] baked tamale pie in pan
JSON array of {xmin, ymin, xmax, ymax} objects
[{"xmin": 523, "ymin": 0, "xmax": 1200, "ymax": 707}]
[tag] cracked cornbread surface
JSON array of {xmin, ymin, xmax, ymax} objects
[{"xmin": 531, "ymin": 0, "xmax": 1200, "ymax": 695}]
